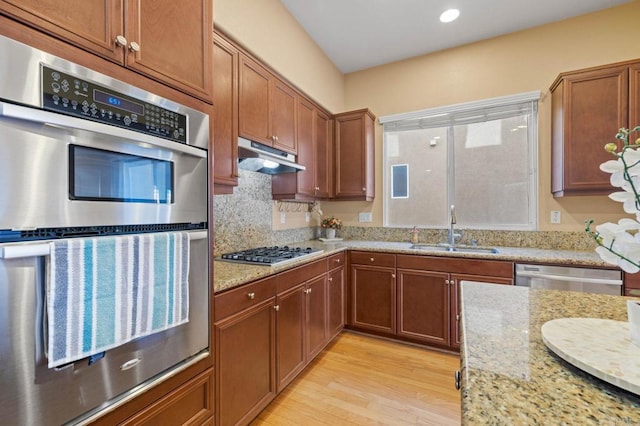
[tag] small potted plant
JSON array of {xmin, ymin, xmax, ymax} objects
[{"xmin": 321, "ymin": 216, "xmax": 342, "ymax": 239}]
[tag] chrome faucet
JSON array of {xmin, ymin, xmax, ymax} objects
[{"xmin": 448, "ymin": 204, "xmax": 460, "ymax": 246}]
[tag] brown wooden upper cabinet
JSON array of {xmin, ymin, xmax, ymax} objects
[
  {"xmin": 239, "ymin": 54, "xmax": 297, "ymax": 154},
  {"xmin": 334, "ymin": 109, "xmax": 376, "ymax": 201},
  {"xmin": 551, "ymin": 60, "xmax": 640, "ymax": 196},
  {"xmin": 272, "ymin": 97, "xmax": 333, "ymax": 201},
  {"xmin": 212, "ymin": 32, "xmax": 239, "ymax": 193},
  {"xmin": 0, "ymin": 0, "xmax": 213, "ymax": 102}
]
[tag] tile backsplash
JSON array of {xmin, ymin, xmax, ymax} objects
[
  {"xmin": 214, "ymin": 171, "xmax": 597, "ymax": 255},
  {"xmin": 213, "ymin": 170, "xmax": 315, "ymax": 255}
]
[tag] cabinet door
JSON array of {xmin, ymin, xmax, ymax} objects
[
  {"xmin": 306, "ymin": 274, "xmax": 328, "ymax": 360},
  {"xmin": 276, "ymin": 284, "xmax": 306, "ymax": 392},
  {"xmin": 397, "ymin": 269, "xmax": 450, "ymax": 346},
  {"xmin": 239, "ymin": 55, "xmax": 271, "ymax": 145},
  {"xmin": 350, "ymin": 264, "xmax": 395, "ymax": 334},
  {"xmin": 327, "ymin": 265, "xmax": 345, "ymax": 340},
  {"xmin": 295, "ymin": 97, "xmax": 316, "ymax": 196},
  {"xmin": 450, "ymin": 275, "xmax": 512, "ymax": 349},
  {"xmin": 213, "ymin": 33, "xmax": 239, "ymax": 191},
  {"xmin": 551, "ymin": 65, "xmax": 629, "ymax": 196},
  {"xmin": 630, "ymin": 62, "xmax": 640, "ymax": 129},
  {"xmin": 0, "ymin": 0, "xmax": 124, "ymax": 62},
  {"xmin": 334, "ymin": 109, "xmax": 375, "ymax": 201},
  {"xmin": 315, "ymin": 109, "xmax": 333, "ymax": 198},
  {"xmin": 271, "ymin": 78, "xmax": 297, "ymax": 154},
  {"xmin": 215, "ymin": 298, "xmax": 276, "ymax": 426},
  {"xmin": 124, "ymin": 0, "xmax": 212, "ymax": 102}
]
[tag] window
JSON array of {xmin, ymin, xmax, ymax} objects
[{"xmin": 381, "ymin": 91, "xmax": 538, "ymax": 230}]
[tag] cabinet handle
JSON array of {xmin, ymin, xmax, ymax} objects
[
  {"xmin": 115, "ymin": 35, "xmax": 128, "ymax": 47},
  {"xmin": 305, "ymin": 288, "xmax": 312, "ymax": 294},
  {"xmin": 128, "ymin": 41, "xmax": 141, "ymax": 52},
  {"xmin": 456, "ymin": 314, "xmax": 460, "ymax": 322},
  {"xmin": 454, "ymin": 370, "xmax": 461, "ymax": 390},
  {"xmin": 274, "ymin": 305, "xmax": 280, "ymax": 312},
  {"xmin": 247, "ymin": 292, "xmax": 256, "ymax": 300}
]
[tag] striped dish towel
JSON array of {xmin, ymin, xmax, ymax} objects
[{"xmin": 46, "ymin": 232, "xmax": 190, "ymax": 369}]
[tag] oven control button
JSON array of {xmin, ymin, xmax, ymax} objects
[
  {"xmin": 51, "ymin": 71, "xmax": 61, "ymax": 81},
  {"xmin": 131, "ymin": 114, "xmax": 138, "ymax": 123},
  {"xmin": 61, "ymin": 80, "xmax": 69, "ymax": 92},
  {"xmin": 51, "ymin": 82, "xmax": 60, "ymax": 93},
  {"xmin": 124, "ymin": 116, "xmax": 131, "ymax": 126}
]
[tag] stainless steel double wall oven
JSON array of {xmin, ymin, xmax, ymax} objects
[{"xmin": 0, "ymin": 35, "xmax": 210, "ymax": 424}]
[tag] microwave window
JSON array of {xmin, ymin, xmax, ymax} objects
[{"xmin": 69, "ymin": 145, "xmax": 174, "ymax": 203}]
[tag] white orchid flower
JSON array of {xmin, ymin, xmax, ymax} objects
[{"xmin": 608, "ymin": 191, "xmax": 639, "ymax": 214}]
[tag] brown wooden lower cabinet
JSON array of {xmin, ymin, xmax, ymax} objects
[
  {"xmin": 397, "ymin": 269, "xmax": 450, "ymax": 346},
  {"xmin": 276, "ymin": 283, "xmax": 307, "ymax": 392},
  {"xmin": 306, "ymin": 273, "xmax": 328, "ymax": 360},
  {"xmin": 327, "ymin": 259, "xmax": 345, "ymax": 340},
  {"xmin": 214, "ymin": 297, "xmax": 277, "ymax": 426},
  {"xmin": 121, "ymin": 368, "xmax": 214, "ymax": 426},
  {"xmin": 349, "ymin": 251, "xmax": 514, "ymax": 350}
]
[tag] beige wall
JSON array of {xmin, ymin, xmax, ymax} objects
[
  {"xmin": 322, "ymin": 1, "xmax": 640, "ymax": 232},
  {"xmin": 214, "ymin": 0, "xmax": 345, "ymax": 113},
  {"xmin": 215, "ymin": 0, "xmax": 640, "ymax": 233}
]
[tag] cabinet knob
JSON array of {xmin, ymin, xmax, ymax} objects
[
  {"xmin": 456, "ymin": 314, "xmax": 460, "ymax": 322},
  {"xmin": 392, "ymin": 273, "xmax": 396, "ymax": 278},
  {"xmin": 370, "ymin": 257, "xmax": 375, "ymax": 262},
  {"xmin": 247, "ymin": 292, "xmax": 256, "ymax": 300},
  {"xmin": 115, "ymin": 35, "xmax": 128, "ymax": 47},
  {"xmin": 328, "ymin": 277, "xmax": 333, "ymax": 282},
  {"xmin": 305, "ymin": 288, "xmax": 312, "ymax": 294},
  {"xmin": 274, "ymin": 305, "xmax": 280, "ymax": 312},
  {"xmin": 128, "ymin": 41, "xmax": 141, "ymax": 52},
  {"xmin": 334, "ymin": 258, "xmax": 341, "ymax": 264},
  {"xmin": 362, "ymin": 187, "xmax": 366, "ymax": 192}
]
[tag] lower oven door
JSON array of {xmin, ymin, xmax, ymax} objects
[{"xmin": 0, "ymin": 230, "xmax": 209, "ymax": 425}]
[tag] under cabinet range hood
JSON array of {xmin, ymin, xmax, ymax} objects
[{"xmin": 237, "ymin": 137, "xmax": 305, "ymax": 174}]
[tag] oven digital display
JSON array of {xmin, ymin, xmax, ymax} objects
[{"xmin": 93, "ymin": 89, "xmax": 144, "ymax": 115}]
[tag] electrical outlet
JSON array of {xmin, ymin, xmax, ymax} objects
[
  {"xmin": 550, "ymin": 211, "xmax": 561, "ymax": 224},
  {"xmin": 359, "ymin": 212, "xmax": 373, "ymax": 222},
  {"xmin": 305, "ymin": 212, "xmax": 310, "ymax": 222},
  {"xmin": 280, "ymin": 212, "xmax": 286, "ymax": 224}
]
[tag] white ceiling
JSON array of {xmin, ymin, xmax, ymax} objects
[{"xmin": 280, "ymin": 0, "xmax": 632, "ymax": 73}]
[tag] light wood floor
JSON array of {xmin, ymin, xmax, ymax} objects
[{"xmin": 251, "ymin": 332, "xmax": 462, "ymax": 426}]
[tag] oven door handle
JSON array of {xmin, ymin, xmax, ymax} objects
[
  {"xmin": 0, "ymin": 101, "xmax": 206, "ymax": 158},
  {"xmin": 0, "ymin": 230, "xmax": 208, "ymax": 259}
]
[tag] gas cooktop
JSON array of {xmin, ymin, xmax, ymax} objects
[{"xmin": 220, "ymin": 246, "xmax": 323, "ymax": 266}]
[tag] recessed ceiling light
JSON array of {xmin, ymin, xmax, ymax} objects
[{"xmin": 440, "ymin": 9, "xmax": 460, "ymax": 23}]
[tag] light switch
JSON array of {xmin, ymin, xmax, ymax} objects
[
  {"xmin": 280, "ymin": 212, "xmax": 286, "ymax": 224},
  {"xmin": 550, "ymin": 211, "xmax": 561, "ymax": 224},
  {"xmin": 359, "ymin": 212, "xmax": 373, "ymax": 222}
]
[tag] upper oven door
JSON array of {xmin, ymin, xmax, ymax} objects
[{"xmin": 0, "ymin": 102, "xmax": 208, "ymax": 230}]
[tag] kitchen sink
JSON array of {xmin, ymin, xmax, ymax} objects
[{"xmin": 410, "ymin": 243, "xmax": 499, "ymax": 254}]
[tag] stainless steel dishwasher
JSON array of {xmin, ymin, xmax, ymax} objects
[{"xmin": 515, "ymin": 264, "xmax": 623, "ymax": 295}]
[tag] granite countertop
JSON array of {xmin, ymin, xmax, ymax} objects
[
  {"xmin": 460, "ymin": 282, "xmax": 640, "ymax": 424},
  {"xmin": 213, "ymin": 239, "xmax": 609, "ymax": 293}
]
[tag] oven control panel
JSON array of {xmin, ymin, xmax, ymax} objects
[{"xmin": 41, "ymin": 65, "xmax": 187, "ymax": 144}]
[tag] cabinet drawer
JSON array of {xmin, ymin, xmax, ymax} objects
[
  {"xmin": 276, "ymin": 258, "xmax": 326, "ymax": 293},
  {"xmin": 121, "ymin": 368, "xmax": 213, "ymax": 426},
  {"xmin": 396, "ymin": 255, "xmax": 513, "ymax": 278},
  {"xmin": 327, "ymin": 252, "xmax": 345, "ymax": 270},
  {"xmin": 350, "ymin": 251, "xmax": 396, "ymax": 267},
  {"xmin": 214, "ymin": 276, "xmax": 277, "ymax": 321}
]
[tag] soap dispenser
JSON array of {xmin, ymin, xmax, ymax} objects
[{"xmin": 410, "ymin": 226, "xmax": 419, "ymax": 244}]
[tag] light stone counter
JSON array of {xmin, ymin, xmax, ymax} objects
[
  {"xmin": 460, "ymin": 282, "xmax": 640, "ymax": 424},
  {"xmin": 213, "ymin": 239, "xmax": 609, "ymax": 293}
]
